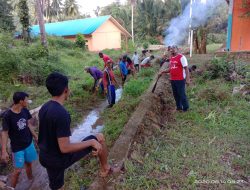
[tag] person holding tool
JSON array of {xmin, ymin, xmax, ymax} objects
[
  {"xmin": 103, "ymin": 61, "xmax": 118, "ymax": 108},
  {"xmin": 84, "ymin": 66, "xmax": 103, "ymax": 94},
  {"xmin": 158, "ymin": 45, "xmax": 190, "ymax": 112}
]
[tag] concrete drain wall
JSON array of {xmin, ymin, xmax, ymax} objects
[{"xmin": 88, "ymin": 64, "xmax": 173, "ymax": 190}]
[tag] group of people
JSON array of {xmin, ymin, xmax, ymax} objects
[
  {"xmin": 0, "ymin": 45, "xmax": 193, "ymax": 190},
  {"xmin": 1, "ymin": 73, "xmax": 120, "ymax": 190},
  {"xmin": 85, "ymin": 51, "xmax": 156, "ymax": 108}
]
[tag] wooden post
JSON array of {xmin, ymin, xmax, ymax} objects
[{"xmin": 125, "ymin": 35, "xmax": 128, "ymax": 52}]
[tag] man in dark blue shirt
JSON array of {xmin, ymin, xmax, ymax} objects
[
  {"xmin": 1, "ymin": 92, "xmax": 38, "ymax": 188},
  {"xmin": 38, "ymin": 72, "xmax": 116, "ymax": 190}
]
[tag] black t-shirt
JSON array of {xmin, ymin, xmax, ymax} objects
[
  {"xmin": 2, "ymin": 108, "xmax": 32, "ymax": 152},
  {"xmin": 38, "ymin": 100, "xmax": 71, "ymax": 168}
]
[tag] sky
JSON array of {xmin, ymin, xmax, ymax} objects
[{"xmin": 76, "ymin": 0, "xmax": 127, "ymax": 16}]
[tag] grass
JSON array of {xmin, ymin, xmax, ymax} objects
[
  {"xmin": 116, "ymin": 76, "xmax": 250, "ymax": 189},
  {"xmin": 103, "ymin": 67, "xmax": 156, "ymax": 146},
  {"xmin": 64, "ymin": 67, "xmax": 158, "ymax": 189},
  {"xmin": 206, "ymin": 43, "xmax": 223, "ymax": 53}
]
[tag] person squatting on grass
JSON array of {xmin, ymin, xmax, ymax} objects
[
  {"xmin": 38, "ymin": 72, "xmax": 119, "ymax": 190},
  {"xmin": 84, "ymin": 66, "xmax": 104, "ymax": 94},
  {"xmin": 1, "ymin": 92, "xmax": 38, "ymax": 188},
  {"xmin": 103, "ymin": 61, "xmax": 118, "ymax": 108},
  {"xmin": 119, "ymin": 56, "xmax": 129, "ymax": 86},
  {"xmin": 159, "ymin": 45, "xmax": 190, "ymax": 112},
  {"xmin": 99, "ymin": 52, "xmax": 115, "ymax": 70},
  {"xmin": 141, "ymin": 55, "xmax": 155, "ymax": 68}
]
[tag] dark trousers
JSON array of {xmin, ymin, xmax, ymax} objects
[
  {"xmin": 134, "ymin": 64, "xmax": 139, "ymax": 72},
  {"xmin": 107, "ymin": 84, "xmax": 116, "ymax": 105},
  {"xmin": 171, "ymin": 80, "xmax": 189, "ymax": 111}
]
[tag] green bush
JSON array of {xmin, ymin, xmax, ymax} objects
[
  {"xmin": 47, "ymin": 36, "xmax": 75, "ymax": 49},
  {"xmin": 143, "ymin": 42, "xmax": 149, "ymax": 50},
  {"xmin": 207, "ymin": 33, "xmax": 226, "ymax": 44},
  {"xmin": 0, "ymin": 45, "xmax": 19, "ymax": 81},
  {"xmin": 19, "ymin": 43, "xmax": 48, "ymax": 60},
  {"xmin": 203, "ymin": 56, "xmax": 232, "ymax": 80},
  {"xmin": 75, "ymin": 34, "xmax": 86, "ymax": 49}
]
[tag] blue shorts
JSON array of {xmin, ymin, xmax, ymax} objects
[{"xmin": 13, "ymin": 142, "xmax": 37, "ymax": 168}]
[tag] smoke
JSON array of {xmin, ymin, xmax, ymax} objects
[{"xmin": 164, "ymin": 0, "xmax": 225, "ymax": 46}]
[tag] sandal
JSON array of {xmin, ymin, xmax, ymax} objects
[{"xmin": 99, "ymin": 166, "xmax": 121, "ymax": 177}]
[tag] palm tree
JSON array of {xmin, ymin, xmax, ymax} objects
[
  {"xmin": 50, "ymin": 0, "xmax": 62, "ymax": 20},
  {"xmin": 35, "ymin": 0, "xmax": 47, "ymax": 47},
  {"xmin": 64, "ymin": 0, "xmax": 79, "ymax": 18},
  {"xmin": 131, "ymin": 0, "xmax": 136, "ymax": 43}
]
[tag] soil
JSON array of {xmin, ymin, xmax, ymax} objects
[{"xmin": 88, "ymin": 63, "xmax": 175, "ymax": 190}]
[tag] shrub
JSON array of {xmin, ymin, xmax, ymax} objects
[
  {"xmin": 47, "ymin": 36, "xmax": 75, "ymax": 49},
  {"xmin": 143, "ymin": 42, "xmax": 149, "ymax": 50},
  {"xmin": 19, "ymin": 43, "xmax": 48, "ymax": 60},
  {"xmin": 203, "ymin": 56, "xmax": 232, "ymax": 80},
  {"xmin": 0, "ymin": 47, "xmax": 19, "ymax": 81},
  {"xmin": 198, "ymin": 87, "xmax": 231, "ymax": 103},
  {"xmin": 75, "ymin": 34, "xmax": 86, "ymax": 49}
]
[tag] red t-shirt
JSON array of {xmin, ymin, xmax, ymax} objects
[
  {"xmin": 102, "ymin": 54, "xmax": 113, "ymax": 68},
  {"xmin": 169, "ymin": 54, "xmax": 187, "ymax": 80}
]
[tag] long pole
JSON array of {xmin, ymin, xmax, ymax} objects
[
  {"xmin": 189, "ymin": 0, "xmax": 193, "ymax": 57},
  {"xmin": 131, "ymin": 3, "xmax": 134, "ymax": 44}
]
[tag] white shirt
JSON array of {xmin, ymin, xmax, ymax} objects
[
  {"xmin": 180, "ymin": 55, "xmax": 188, "ymax": 79},
  {"xmin": 132, "ymin": 54, "xmax": 139, "ymax": 65},
  {"xmin": 141, "ymin": 57, "xmax": 151, "ymax": 65}
]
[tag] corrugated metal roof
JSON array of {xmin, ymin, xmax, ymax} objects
[{"xmin": 31, "ymin": 15, "xmax": 111, "ymax": 36}]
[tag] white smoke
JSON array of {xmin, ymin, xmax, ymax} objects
[{"xmin": 164, "ymin": 0, "xmax": 225, "ymax": 46}]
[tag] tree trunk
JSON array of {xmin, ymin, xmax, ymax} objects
[
  {"xmin": 35, "ymin": 0, "xmax": 48, "ymax": 48},
  {"xmin": 200, "ymin": 28, "xmax": 207, "ymax": 54},
  {"xmin": 193, "ymin": 30, "xmax": 199, "ymax": 54}
]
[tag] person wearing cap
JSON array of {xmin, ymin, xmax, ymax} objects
[
  {"xmin": 84, "ymin": 66, "xmax": 103, "ymax": 93},
  {"xmin": 103, "ymin": 61, "xmax": 118, "ymax": 108},
  {"xmin": 159, "ymin": 45, "xmax": 190, "ymax": 112},
  {"xmin": 98, "ymin": 52, "xmax": 114, "ymax": 70},
  {"xmin": 1, "ymin": 92, "xmax": 37, "ymax": 188},
  {"xmin": 119, "ymin": 56, "xmax": 129, "ymax": 86}
]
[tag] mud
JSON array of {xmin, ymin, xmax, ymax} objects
[{"xmin": 88, "ymin": 63, "xmax": 175, "ymax": 190}]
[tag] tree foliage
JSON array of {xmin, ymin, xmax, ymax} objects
[
  {"xmin": 75, "ymin": 34, "xmax": 86, "ymax": 49},
  {"xmin": 64, "ymin": 0, "xmax": 80, "ymax": 19},
  {"xmin": 18, "ymin": 0, "xmax": 31, "ymax": 42},
  {"xmin": 0, "ymin": 0, "xmax": 15, "ymax": 31}
]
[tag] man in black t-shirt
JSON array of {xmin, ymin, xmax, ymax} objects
[
  {"xmin": 1, "ymin": 92, "xmax": 38, "ymax": 188},
  {"xmin": 39, "ymin": 72, "xmax": 116, "ymax": 190}
]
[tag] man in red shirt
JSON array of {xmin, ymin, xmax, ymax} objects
[
  {"xmin": 159, "ymin": 45, "xmax": 190, "ymax": 112},
  {"xmin": 99, "ymin": 52, "xmax": 114, "ymax": 69}
]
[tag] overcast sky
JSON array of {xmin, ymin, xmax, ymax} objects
[{"xmin": 76, "ymin": 0, "xmax": 127, "ymax": 16}]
